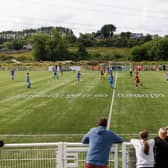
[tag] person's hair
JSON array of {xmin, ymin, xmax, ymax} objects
[
  {"xmin": 166, "ymin": 126, "xmax": 168, "ymax": 136},
  {"xmin": 98, "ymin": 117, "xmax": 107, "ymax": 127},
  {"xmin": 139, "ymin": 130, "xmax": 149, "ymax": 155},
  {"xmin": 158, "ymin": 127, "xmax": 167, "ymax": 139}
]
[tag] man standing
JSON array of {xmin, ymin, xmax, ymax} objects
[
  {"xmin": 166, "ymin": 127, "xmax": 168, "ymax": 142},
  {"xmin": 154, "ymin": 127, "xmax": 168, "ymax": 168},
  {"xmin": 82, "ymin": 117, "xmax": 123, "ymax": 168}
]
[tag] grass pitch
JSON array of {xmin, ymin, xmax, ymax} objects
[{"xmin": 0, "ymin": 70, "xmax": 167, "ymax": 143}]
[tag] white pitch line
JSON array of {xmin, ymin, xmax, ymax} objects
[
  {"xmin": 107, "ymin": 72, "xmax": 118, "ymax": 129},
  {"xmin": 0, "ymin": 133, "xmax": 158, "ymax": 137},
  {"xmin": 0, "ymin": 134, "xmax": 84, "ymax": 137}
]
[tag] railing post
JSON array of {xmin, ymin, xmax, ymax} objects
[
  {"xmin": 63, "ymin": 142, "xmax": 67, "ymax": 168},
  {"xmin": 114, "ymin": 144, "xmax": 118, "ymax": 168},
  {"xmin": 122, "ymin": 142, "xmax": 127, "ymax": 168},
  {"xmin": 56, "ymin": 142, "xmax": 63, "ymax": 168},
  {"xmin": 128, "ymin": 146, "xmax": 136, "ymax": 168}
]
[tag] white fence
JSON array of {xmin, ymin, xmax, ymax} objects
[
  {"xmin": 122, "ymin": 142, "xmax": 136, "ymax": 168},
  {"xmin": 0, "ymin": 142, "xmax": 135, "ymax": 168}
]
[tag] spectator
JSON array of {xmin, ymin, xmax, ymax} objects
[
  {"xmin": 165, "ymin": 126, "xmax": 168, "ymax": 142},
  {"xmin": 131, "ymin": 130, "xmax": 155, "ymax": 168},
  {"xmin": 0, "ymin": 140, "xmax": 4, "ymax": 147},
  {"xmin": 154, "ymin": 127, "xmax": 168, "ymax": 168},
  {"xmin": 81, "ymin": 117, "xmax": 123, "ymax": 168}
]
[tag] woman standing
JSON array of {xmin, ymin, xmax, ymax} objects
[{"xmin": 131, "ymin": 130, "xmax": 155, "ymax": 168}]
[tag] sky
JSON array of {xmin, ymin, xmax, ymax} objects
[{"xmin": 0, "ymin": 0, "xmax": 168, "ymax": 36}]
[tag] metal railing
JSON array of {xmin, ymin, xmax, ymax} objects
[
  {"xmin": 0, "ymin": 142, "xmax": 124, "ymax": 168},
  {"xmin": 0, "ymin": 143, "xmax": 62, "ymax": 168},
  {"xmin": 122, "ymin": 142, "xmax": 136, "ymax": 168}
]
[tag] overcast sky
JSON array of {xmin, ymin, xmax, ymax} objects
[{"xmin": 0, "ymin": 0, "xmax": 168, "ymax": 36}]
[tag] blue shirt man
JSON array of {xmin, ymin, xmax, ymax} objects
[{"xmin": 82, "ymin": 117, "xmax": 123, "ymax": 167}]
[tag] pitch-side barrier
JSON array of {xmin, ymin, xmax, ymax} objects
[{"xmin": 0, "ymin": 142, "xmax": 135, "ymax": 168}]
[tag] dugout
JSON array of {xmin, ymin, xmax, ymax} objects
[{"xmin": 112, "ymin": 65, "xmax": 122, "ymax": 71}]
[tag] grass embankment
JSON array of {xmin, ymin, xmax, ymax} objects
[{"xmin": 4, "ymin": 47, "xmax": 131, "ymax": 61}]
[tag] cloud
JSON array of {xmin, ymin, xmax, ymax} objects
[{"xmin": 0, "ymin": 0, "xmax": 168, "ymax": 36}]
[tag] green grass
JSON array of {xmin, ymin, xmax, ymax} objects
[
  {"xmin": 5, "ymin": 51, "xmax": 32, "ymax": 61},
  {"xmin": 69, "ymin": 47, "xmax": 131, "ymax": 55},
  {"xmin": 111, "ymin": 71, "xmax": 168, "ymax": 135},
  {"xmin": 87, "ymin": 47, "xmax": 131, "ymax": 56},
  {"xmin": 0, "ymin": 70, "xmax": 168, "ymax": 143},
  {"xmin": 4, "ymin": 47, "xmax": 131, "ymax": 61}
]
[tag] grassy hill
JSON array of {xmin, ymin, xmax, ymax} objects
[
  {"xmin": 70, "ymin": 47, "xmax": 131, "ymax": 60},
  {"xmin": 2, "ymin": 47, "xmax": 131, "ymax": 61}
]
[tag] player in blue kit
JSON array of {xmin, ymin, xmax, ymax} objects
[
  {"xmin": 53, "ymin": 67, "xmax": 59, "ymax": 79},
  {"xmin": 108, "ymin": 75, "xmax": 114, "ymax": 89},
  {"xmin": 77, "ymin": 71, "xmax": 81, "ymax": 83},
  {"xmin": 10, "ymin": 69, "xmax": 15, "ymax": 80},
  {"xmin": 26, "ymin": 72, "xmax": 31, "ymax": 88}
]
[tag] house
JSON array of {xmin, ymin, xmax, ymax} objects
[
  {"xmin": 23, "ymin": 43, "xmax": 32, "ymax": 50},
  {"xmin": 130, "ymin": 33, "xmax": 144, "ymax": 39}
]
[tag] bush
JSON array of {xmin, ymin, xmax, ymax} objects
[
  {"xmin": 0, "ymin": 54, "xmax": 13, "ymax": 61},
  {"xmin": 17, "ymin": 56, "xmax": 32, "ymax": 61}
]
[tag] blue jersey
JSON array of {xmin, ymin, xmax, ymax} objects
[
  {"xmin": 109, "ymin": 76, "xmax": 113, "ymax": 84},
  {"xmin": 11, "ymin": 69, "xmax": 15, "ymax": 75},
  {"xmin": 26, "ymin": 75, "xmax": 30, "ymax": 83},
  {"xmin": 77, "ymin": 72, "xmax": 81, "ymax": 78}
]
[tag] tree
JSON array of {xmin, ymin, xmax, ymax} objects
[
  {"xmin": 131, "ymin": 46, "xmax": 145, "ymax": 61},
  {"xmin": 2, "ymin": 39, "xmax": 24, "ymax": 50},
  {"xmin": 32, "ymin": 34, "xmax": 48, "ymax": 61},
  {"xmin": 78, "ymin": 33, "xmax": 95, "ymax": 47},
  {"xmin": 130, "ymin": 37, "xmax": 168, "ymax": 61},
  {"xmin": 152, "ymin": 38, "xmax": 168, "ymax": 60},
  {"xmin": 100, "ymin": 24, "xmax": 116, "ymax": 38},
  {"xmin": 77, "ymin": 43, "xmax": 89, "ymax": 60},
  {"xmin": 131, "ymin": 42, "xmax": 152, "ymax": 61},
  {"xmin": 120, "ymin": 32, "xmax": 131, "ymax": 39},
  {"xmin": 31, "ymin": 28, "xmax": 70, "ymax": 61},
  {"xmin": 56, "ymin": 36, "xmax": 69, "ymax": 60}
]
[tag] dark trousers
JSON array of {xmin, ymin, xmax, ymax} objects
[{"xmin": 85, "ymin": 163, "xmax": 107, "ymax": 168}]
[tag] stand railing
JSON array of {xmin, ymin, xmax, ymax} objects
[{"xmin": 0, "ymin": 142, "xmax": 134, "ymax": 168}]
